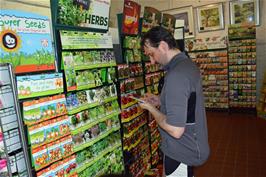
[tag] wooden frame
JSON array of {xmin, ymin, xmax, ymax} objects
[
  {"xmin": 229, "ymin": 0, "xmax": 260, "ymax": 26},
  {"xmin": 162, "ymin": 6, "xmax": 195, "ymax": 38}
]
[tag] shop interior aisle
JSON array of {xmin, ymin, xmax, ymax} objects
[{"xmin": 194, "ymin": 111, "xmax": 266, "ymax": 177}]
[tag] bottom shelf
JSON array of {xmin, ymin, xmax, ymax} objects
[
  {"xmin": 229, "ymin": 107, "xmax": 257, "ymax": 115},
  {"xmin": 206, "ymin": 108, "xmax": 229, "ymax": 112},
  {"xmin": 257, "ymin": 111, "xmax": 266, "ymax": 119}
]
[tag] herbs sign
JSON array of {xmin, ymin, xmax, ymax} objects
[{"xmin": 58, "ymin": 0, "xmax": 110, "ymax": 30}]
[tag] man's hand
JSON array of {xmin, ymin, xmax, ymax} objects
[
  {"xmin": 138, "ymin": 100, "xmax": 184, "ymax": 139},
  {"xmin": 143, "ymin": 93, "xmax": 160, "ymax": 107},
  {"xmin": 138, "ymin": 101, "xmax": 154, "ymax": 112}
]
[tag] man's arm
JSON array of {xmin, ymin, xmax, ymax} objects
[{"xmin": 140, "ymin": 103, "xmax": 185, "ymax": 139}]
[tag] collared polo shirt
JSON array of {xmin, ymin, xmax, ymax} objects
[{"xmin": 159, "ymin": 52, "xmax": 210, "ymax": 166}]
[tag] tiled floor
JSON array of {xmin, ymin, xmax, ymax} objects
[{"xmin": 194, "ymin": 111, "xmax": 266, "ymax": 177}]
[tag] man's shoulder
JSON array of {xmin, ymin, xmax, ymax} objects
[{"xmin": 172, "ymin": 58, "xmax": 199, "ymax": 75}]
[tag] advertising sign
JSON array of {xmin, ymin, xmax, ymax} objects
[
  {"xmin": 60, "ymin": 31, "xmax": 113, "ymax": 49},
  {"xmin": 57, "ymin": 0, "xmax": 110, "ymax": 30},
  {"xmin": 142, "ymin": 7, "xmax": 161, "ymax": 33},
  {"xmin": 161, "ymin": 13, "xmax": 176, "ymax": 34},
  {"xmin": 0, "ymin": 10, "xmax": 55, "ymax": 74},
  {"xmin": 122, "ymin": 0, "xmax": 141, "ymax": 35},
  {"xmin": 16, "ymin": 73, "xmax": 63, "ymax": 99}
]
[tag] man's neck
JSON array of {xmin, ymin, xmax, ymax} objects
[{"xmin": 165, "ymin": 49, "xmax": 181, "ymax": 64}]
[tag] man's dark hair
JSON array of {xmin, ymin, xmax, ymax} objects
[{"xmin": 141, "ymin": 26, "xmax": 179, "ymax": 49}]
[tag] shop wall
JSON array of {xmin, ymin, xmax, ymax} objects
[
  {"xmin": 110, "ymin": 0, "xmax": 266, "ymax": 101},
  {"xmin": 1, "ymin": 0, "xmax": 51, "ymax": 16}
]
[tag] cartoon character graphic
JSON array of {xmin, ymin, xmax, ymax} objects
[
  {"xmin": 0, "ymin": 30, "xmax": 21, "ymax": 52},
  {"xmin": 3, "ymin": 33, "xmax": 17, "ymax": 49}
]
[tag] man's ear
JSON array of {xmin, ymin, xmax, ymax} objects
[{"xmin": 158, "ymin": 41, "xmax": 169, "ymax": 53}]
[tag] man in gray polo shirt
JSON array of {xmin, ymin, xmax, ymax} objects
[{"xmin": 140, "ymin": 26, "xmax": 209, "ymax": 177}]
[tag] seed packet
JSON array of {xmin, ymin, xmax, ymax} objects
[
  {"xmin": 125, "ymin": 50, "xmax": 134, "ymax": 63},
  {"xmin": 82, "ymin": 51, "xmax": 94, "ymax": 64},
  {"xmin": 32, "ymin": 145, "xmax": 49, "ymax": 170}
]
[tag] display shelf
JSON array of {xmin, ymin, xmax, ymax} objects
[
  {"xmin": 34, "ymin": 150, "xmax": 75, "ymax": 172},
  {"xmin": 121, "ymin": 111, "xmax": 145, "ymax": 123},
  {"xmin": 76, "ymin": 84, "xmax": 98, "ymax": 91},
  {"xmin": 150, "ymin": 129, "xmax": 160, "ymax": 139},
  {"xmin": 74, "ymin": 142, "xmax": 122, "ymax": 174},
  {"xmin": 144, "ymin": 63, "xmax": 162, "ymax": 74},
  {"xmin": 118, "ymin": 8, "xmax": 153, "ymax": 175},
  {"xmin": 257, "ymin": 72, "xmax": 266, "ymax": 118},
  {"xmin": 18, "ymin": 89, "xmax": 64, "ymax": 100},
  {"xmin": 228, "ymin": 37, "xmax": 256, "ymax": 108},
  {"xmin": 118, "ymin": 74, "xmax": 144, "ymax": 81},
  {"xmin": 57, "ymin": 37, "xmax": 122, "ymax": 177},
  {"xmin": 125, "ymin": 144, "xmax": 150, "ymax": 166},
  {"xmin": 124, "ymin": 131, "xmax": 148, "ymax": 151},
  {"xmin": 71, "ymin": 111, "xmax": 120, "ymax": 135},
  {"xmin": 190, "ymin": 49, "xmax": 229, "ymax": 109},
  {"xmin": 123, "ymin": 120, "xmax": 147, "ymax": 139},
  {"xmin": 146, "ymin": 113, "xmax": 161, "ymax": 169},
  {"xmin": 54, "ymin": 24, "xmax": 106, "ymax": 33},
  {"xmin": 22, "ymin": 94, "xmax": 67, "ymax": 126},
  {"xmin": 121, "ymin": 100, "xmax": 138, "ymax": 109},
  {"xmin": 228, "ymin": 37, "xmax": 256, "ymax": 41},
  {"xmin": 74, "ymin": 63, "xmax": 116, "ymax": 71},
  {"xmin": 188, "ymin": 48, "xmax": 227, "ymax": 53},
  {"xmin": 36, "ymin": 155, "xmax": 77, "ymax": 177},
  {"xmin": 124, "ymin": 138, "xmax": 150, "ymax": 164},
  {"xmin": 30, "ymin": 132, "xmax": 71, "ymax": 150},
  {"xmin": 73, "ymin": 126, "xmax": 120, "ymax": 153},
  {"xmin": 145, "ymin": 70, "xmax": 164, "ymax": 75},
  {"xmin": 68, "ymin": 96, "xmax": 117, "ymax": 115},
  {"xmin": 151, "ymin": 144, "xmax": 159, "ymax": 155}
]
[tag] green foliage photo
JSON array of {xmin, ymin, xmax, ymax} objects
[
  {"xmin": 58, "ymin": 0, "xmax": 87, "ymax": 26},
  {"xmin": 0, "ymin": 49, "xmax": 54, "ymax": 67}
]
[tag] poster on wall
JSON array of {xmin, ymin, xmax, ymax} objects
[
  {"xmin": 57, "ymin": 0, "xmax": 110, "ymax": 30},
  {"xmin": 161, "ymin": 13, "xmax": 176, "ymax": 34},
  {"xmin": 122, "ymin": 0, "xmax": 141, "ymax": 35},
  {"xmin": 142, "ymin": 7, "xmax": 161, "ymax": 33},
  {"xmin": 0, "ymin": 10, "xmax": 55, "ymax": 74}
]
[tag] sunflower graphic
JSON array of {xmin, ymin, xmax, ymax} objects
[{"xmin": 0, "ymin": 29, "xmax": 21, "ymax": 52}]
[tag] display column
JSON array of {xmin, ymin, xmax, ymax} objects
[
  {"xmin": 142, "ymin": 58, "xmax": 164, "ymax": 167},
  {"xmin": 228, "ymin": 25, "xmax": 257, "ymax": 112},
  {"xmin": 257, "ymin": 71, "xmax": 266, "ymax": 119},
  {"xmin": 17, "ymin": 72, "xmax": 74, "ymax": 177},
  {"xmin": 117, "ymin": 35, "xmax": 151, "ymax": 177},
  {"xmin": 58, "ymin": 31, "xmax": 124, "ymax": 177},
  {"xmin": 51, "ymin": 0, "xmax": 125, "ymax": 175},
  {"xmin": 186, "ymin": 36, "xmax": 229, "ymax": 110}
]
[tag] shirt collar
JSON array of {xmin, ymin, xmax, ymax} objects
[{"xmin": 162, "ymin": 52, "xmax": 187, "ymax": 71}]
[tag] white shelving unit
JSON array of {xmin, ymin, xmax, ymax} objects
[{"xmin": 0, "ymin": 63, "xmax": 32, "ymax": 177}]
